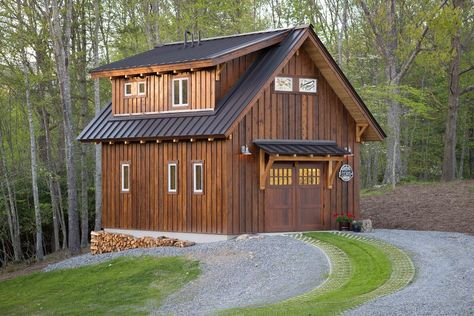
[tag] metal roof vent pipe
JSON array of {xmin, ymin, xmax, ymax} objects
[
  {"xmin": 184, "ymin": 30, "xmax": 192, "ymax": 48},
  {"xmin": 197, "ymin": 31, "xmax": 201, "ymax": 45}
]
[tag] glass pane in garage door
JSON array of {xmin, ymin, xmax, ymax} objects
[
  {"xmin": 269, "ymin": 168, "xmax": 292, "ymax": 186},
  {"xmin": 298, "ymin": 168, "xmax": 320, "ymax": 185}
]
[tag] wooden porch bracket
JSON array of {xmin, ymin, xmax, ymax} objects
[
  {"xmin": 258, "ymin": 150, "xmax": 344, "ymax": 190},
  {"xmin": 259, "ymin": 149, "xmax": 276, "ymax": 190},
  {"xmin": 326, "ymin": 160, "xmax": 342, "ymax": 189},
  {"xmin": 216, "ymin": 63, "xmax": 225, "ymax": 81},
  {"xmin": 356, "ymin": 124, "xmax": 369, "ymax": 143}
]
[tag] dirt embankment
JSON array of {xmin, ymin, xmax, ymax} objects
[{"xmin": 361, "ymin": 180, "xmax": 474, "ymax": 235}]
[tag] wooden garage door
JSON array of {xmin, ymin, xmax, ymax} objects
[{"xmin": 264, "ymin": 162, "xmax": 323, "ymax": 232}]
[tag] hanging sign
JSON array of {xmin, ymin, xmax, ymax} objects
[{"xmin": 339, "ymin": 164, "xmax": 353, "ymax": 182}]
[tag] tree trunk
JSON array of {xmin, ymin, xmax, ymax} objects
[
  {"xmin": 337, "ymin": 0, "xmax": 348, "ymax": 66},
  {"xmin": 40, "ymin": 108, "xmax": 61, "ymax": 252},
  {"xmin": 55, "ymin": 180, "xmax": 68, "ymax": 249},
  {"xmin": 457, "ymin": 125, "xmax": 467, "ymax": 179},
  {"xmin": 442, "ymin": 8, "xmax": 462, "ymax": 181},
  {"xmin": 78, "ymin": 3, "xmax": 89, "ymax": 248},
  {"xmin": 22, "ymin": 57, "xmax": 44, "ymax": 261},
  {"xmin": 469, "ymin": 128, "xmax": 474, "ymax": 179},
  {"xmin": 0, "ymin": 129, "xmax": 22, "ymax": 262},
  {"xmin": 49, "ymin": 0, "xmax": 80, "ymax": 254},
  {"xmin": 93, "ymin": 0, "xmax": 102, "ymax": 231}
]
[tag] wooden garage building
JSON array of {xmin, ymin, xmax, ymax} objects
[{"xmin": 79, "ymin": 25, "xmax": 385, "ymax": 240}]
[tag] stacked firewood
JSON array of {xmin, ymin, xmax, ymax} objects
[{"xmin": 90, "ymin": 231, "xmax": 195, "ymax": 255}]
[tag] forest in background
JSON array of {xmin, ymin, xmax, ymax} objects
[{"xmin": 0, "ymin": 0, "xmax": 472, "ymax": 265}]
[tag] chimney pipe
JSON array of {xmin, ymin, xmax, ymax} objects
[
  {"xmin": 184, "ymin": 30, "xmax": 192, "ymax": 48},
  {"xmin": 198, "ymin": 31, "xmax": 201, "ymax": 46}
]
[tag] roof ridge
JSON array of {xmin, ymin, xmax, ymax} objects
[{"xmin": 153, "ymin": 25, "xmax": 309, "ymax": 48}]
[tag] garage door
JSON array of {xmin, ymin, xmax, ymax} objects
[{"xmin": 264, "ymin": 162, "xmax": 324, "ymax": 232}]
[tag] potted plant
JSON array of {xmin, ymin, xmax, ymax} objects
[
  {"xmin": 334, "ymin": 213, "xmax": 354, "ymax": 231},
  {"xmin": 352, "ymin": 220, "xmax": 362, "ymax": 232}
]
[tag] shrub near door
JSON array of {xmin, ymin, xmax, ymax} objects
[{"xmin": 334, "ymin": 213, "xmax": 354, "ymax": 231}]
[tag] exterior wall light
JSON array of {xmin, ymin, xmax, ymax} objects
[{"xmin": 241, "ymin": 145, "xmax": 252, "ymax": 155}]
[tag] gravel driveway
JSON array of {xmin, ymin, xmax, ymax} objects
[
  {"xmin": 345, "ymin": 229, "xmax": 474, "ymax": 316},
  {"xmin": 45, "ymin": 235, "xmax": 328, "ymax": 315}
]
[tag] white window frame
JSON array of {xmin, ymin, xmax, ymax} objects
[
  {"xmin": 298, "ymin": 78, "xmax": 317, "ymax": 93},
  {"xmin": 172, "ymin": 78, "xmax": 189, "ymax": 107},
  {"xmin": 124, "ymin": 83, "xmax": 133, "ymax": 96},
  {"xmin": 121, "ymin": 163, "xmax": 130, "ymax": 192},
  {"xmin": 137, "ymin": 81, "xmax": 146, "ymax": 96},
  {"xmin": 274, "ymin": 76, "xmax": 293, "ymax": 92},
  {"xmin": 168, "ymin": 162, "xmax": 178, "ymax": 193},
  {"xmin": 192, "ymin": 162, "xmax": 204, "ymax": 194}
]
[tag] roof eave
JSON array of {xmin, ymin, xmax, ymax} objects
[{"xmin": 305, "ymin": 28, "xmax": 386, "ymax": 141}]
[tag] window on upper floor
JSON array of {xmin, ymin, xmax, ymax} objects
[
  {"xmin": 137, "ymin": 81, "xmax": 146, "ymax": 95},
  {"xmin": 124, "ymin": 83, "xmax": 133, "ymax": 96},
  {"xmin": 172, "ymin": 78, "xmax": 189, "ymax": 106}
]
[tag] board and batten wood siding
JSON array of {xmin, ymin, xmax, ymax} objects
[
  {"xmin": 225, "ymin": 48, "xmax": 359, "ymax": 234},
  {"xmin": 111, "ymin": 70, "xmax": 216, "ymax": 115},
  {"xmin": 101, "ymin": 141, "xmax": 228, "ymax": 233},
  {"xmin": 215, "ymin": 51, "xmax": 260, "ymax": 102}
]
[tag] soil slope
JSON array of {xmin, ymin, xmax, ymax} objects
[{"xmin": 361, "ymin": 180, "xmax": 474, "ymax": 235}]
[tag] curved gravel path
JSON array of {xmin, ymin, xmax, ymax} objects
[
  {"xmin": 45, "ymin": 235, "xmax": 329, "ymax": 315},
  {"xmin": 345, "ymin": 230, "xmax": 474, "ymax": 316}
]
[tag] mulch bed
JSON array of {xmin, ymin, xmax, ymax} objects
[{"xmin": 361, "ymin": 180, "xmax": 474, "ymax": 235}]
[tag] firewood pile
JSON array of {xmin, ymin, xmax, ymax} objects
[{"xmin": 90, "ymin": 231, "xmax": 195, "ymax": 255}]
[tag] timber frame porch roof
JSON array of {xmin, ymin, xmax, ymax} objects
[
  {"xmin": 254, "ymin": 139, "xmax": 350, "ymax": 156},
  {"xmin": 79, "ymin": 25, "xmax": 385, "ymax": 142}
]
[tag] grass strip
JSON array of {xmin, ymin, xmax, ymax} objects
[
  {"xmin": 0, "ymin": 256, "xmax": 200, "ymax": 315},
  {"xmin": 224, "ymin": 232, "xmax": 406, "ymax": 316}
]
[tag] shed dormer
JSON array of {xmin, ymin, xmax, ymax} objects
[{"xmin": 91, "ymin": 29, "xmax": 289, "ymax": 116}]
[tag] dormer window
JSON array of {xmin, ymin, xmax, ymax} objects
[
  {"xmin": 124, "ymin": 83, "xmax": 132, "ymax": 96},
  {"xmin": 172, "ymin": 78, "xmax": 189, "ymax": 106},
  {"xmin": 138, "ymin": 81, "xmax": 146, "ymax": 95}
]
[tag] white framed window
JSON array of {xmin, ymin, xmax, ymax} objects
[
  {"xmin": 274, "ymin": 76, "xmax": 293, "ymax": 92},
  {"xmin": 299, "ymin": 78, "xmax": 317, "ymax": 93},
  {"xmin": 168, "ymin": 162, "xmax": 178, "ymax": 193},
  {"xmin": 193, "ymin": 161, "xmax": 204, "ymax": 194},
  {"xmin": 137, "ymin": 81, "xmax": 146, "ymax": 95},
  {"xmin": 121, "ymin": 163, "xmax": 130, "ymax": 192},
  {"xmin": 124, "ymin": 83, "xmax": 133, "ymax": 96},
  {"xmin": 172, "ymin": 78, "xmax": 189, "ymax": 106}
]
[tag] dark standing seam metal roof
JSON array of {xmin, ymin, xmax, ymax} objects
[
  {"xmin": 78, "ymin": 28, "xmax": 307, "ymax": 141},
  {"xmin": 253, "ymin": 139, "xmax": 350, "ymax": 156},
  {"xmin": 91, "ymin": 29, "xmax": 289, "ymax": 73}
]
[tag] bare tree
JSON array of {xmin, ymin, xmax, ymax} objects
[
  {"xmin": 46, "ymin": 0, "xmax": 80, "ymax": 254},
  {"xmin": 358, "ymin": 0, "xmax": 448, "ymax": 187},
  {"xmin": 22, "ymin": 58, "xmax": 44, "ymax": 260},
  {"xmin": 442, "ymin": 0, "xmax": 474, "ymax": 181},
  {"xmin": 93, "ymin": 0, "xmax": 102, "ymax": 231},
  {"xmin": 0, "ymin": 128, "xmax": 22, "ymax": 262}
]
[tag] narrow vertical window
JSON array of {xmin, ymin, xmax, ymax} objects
[
  {"xmin": 172, "ymin": 78, "xmax": 189, "ymax": 106},
  {"xmin": 121, "ymin": 163, "xmax": 130, "ymax": 192},
  {"xmin": 124, "ymin": 83, "xmax": 132, "ymax": 96},
  {"xmin": 168, "ymin": 162, "xmax": 177, "ymax": 193},
  {"xmin": 137, "ymin": 81, "xmax": 146, "ymax": 95},
  {"xmin": 193, "ymin": 162, "xmax": 203, "ymax": 194}
]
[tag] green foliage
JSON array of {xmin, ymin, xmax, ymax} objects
[{"xmin": 0, "ymin": 256, "xmax": 200, "ymax": 315}]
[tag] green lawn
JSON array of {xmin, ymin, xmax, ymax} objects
[
  {"xmin": 0, "ymin": 256, "xmax": 200, "ymax": 315},
  {"xmin": 224, "ymin": 232, "xmax": 392, "ymax": 315}
]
